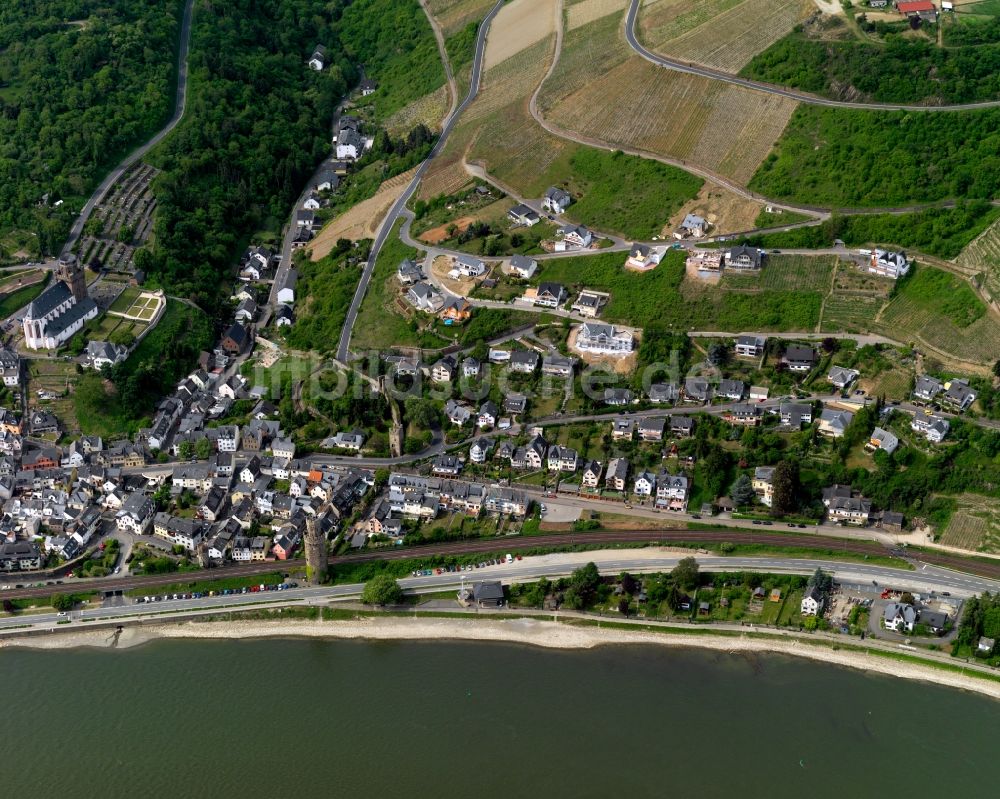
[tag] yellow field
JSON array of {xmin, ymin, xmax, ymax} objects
[
  {"xmin": 483, "ymin": 0, "xmax": 557, "ymax": 70},
  {"xmin": 567, "ymin": 0, "xmax": 628, "ymax": 31},
  {"xmin": 639, "ymin": 0, "xmax": 814, "ymax": 72},
  {"xmin": 310, "ymin": 167, "xmax": 419, "ymax": 256},
  {"xmin": 537, "ymin": 11, "xmax": 798, "ymax": 184}
]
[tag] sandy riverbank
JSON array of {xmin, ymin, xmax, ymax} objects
[{"xmin": 4, "ymin": 615, "xmax": 998, "ymax": 699}]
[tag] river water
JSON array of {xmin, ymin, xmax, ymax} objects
[{"xmin": 0, "ymin": 639, "xmax": 995, "ymax": 797}]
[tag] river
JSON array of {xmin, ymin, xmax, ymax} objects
[{"xmin": 0, "ymin": 639, "xmax": 995, "ymax": 797}]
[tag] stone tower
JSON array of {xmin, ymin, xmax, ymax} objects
[
  {"xmin": 304, "ymin": 513, "xmax": 328, "ymax": 585},
  {"xmin": 57, "ymin": 253, "xmax": 88, "ymax": 302}
]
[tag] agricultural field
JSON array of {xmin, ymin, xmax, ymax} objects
[
  {"xmin": 938, "ymin": 494, "xmax": 1000, "ymax": 554},
  {"xmin": 483, "ymin": 0, "xmax": 557, "ymax": 70},
  {"xmin": 639, "ymin": 0, "xmax": 814, "ymax": 73},
  {"xmin": 383, "ymin": 84, "xmax": 451, "ymax": 137},
  {"xmin": 955, "ymin": 215, "xmax": 1000, "ymax": 301},
  {"xmin": 723, "ymin": 254, "xmax": 836, "ymax": 294},
  {"xmin": 427, "ymin": 0, "xmax": 497, "ymax": 36},
  {"xmin": 566, "ymin": 0, "xmax": 628, "ymax": 31},
  {"xmin": 537, "ymin": 10, "xmax": 799, "ymax": 184}
]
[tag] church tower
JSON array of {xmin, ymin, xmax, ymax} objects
[{"xmin": 57, "ymin": 253, "xmax": 88, "ymax": 302}]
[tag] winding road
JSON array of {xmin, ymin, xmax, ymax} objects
[
  {"xmin": 60, "ymin": 0, "xmax": 196, "ymax": 257},
  {"xmin": 625, "ymin": 0, "xmax": 1000, "ymax": 113},
  {"xmin": 336, "ymin": 0, "xmax": 506, "ymax": 362}
]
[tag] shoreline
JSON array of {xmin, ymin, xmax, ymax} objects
[{"xmin": 4, "ymin": 615, "xmax": 999, "ymax": 699}]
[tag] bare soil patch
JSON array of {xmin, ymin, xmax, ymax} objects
[{"xmin": 567, "ymin": 325, "xmax": 640, "ymax": 374}]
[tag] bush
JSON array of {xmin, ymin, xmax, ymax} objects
[{"xmin": 361, "ymin": 574, "xmax": 403, "ymax": 605}]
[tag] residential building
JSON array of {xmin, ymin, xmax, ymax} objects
[
  {"xmin": 533, "ymin": 282, "xmax": 566, "ymax": 308},
  {"xmin": 826, "ymin": 494, "xmax": 872, "ymax": 526},
  {"xmin": 556, "ymin": 222, "xmax": 594, "ymax": 248},
  {"xmin": 0, "ymin": 348, "xmax": 21, "ymax": 387},
  {"xmin": 942, "ymin": 379, "xmax": 977, "ymax": 412},
  {"xmin": 432, "ymin": 455, "xmax": 462, "ymax": 476},
  {"xmin": 725, "ymin": 245, "xmax": 764, "ymax": 271},
  {"xmin": 733, "ymin": 335, "xmax": 766, "ymax": 360},
  {"xmin": 883, "ymin": 602, "xmax": 917, "ymax": 633},
  {"xmin": 605, "ymin": 389, "xmax": 634, "ymax": 407},
  {"xmin": 725, "ymin": 404, "xmax": 761, "ymax": 426},
  {"xmin": 445, "ymin": 399, "xmax": 473, "ymax": 427},
  {"xmin": 869, "ymin": 249, "xmax": 910, "ymax": 279},
  {"xmin": 431, "ymin": 355, "xmax": 457, "ymax": 383},
  {"xmin": 655, "ymin": 473, "xmax": 689, "ymax": 511},
  {"xmin": 469, "ymin": 438, "xmax": 493, "ymax": 464},
  {"xmin": 523, "ymin": 436, "xmax": 547, "ymax": 470},
  {"xmin": 828, "ymin": 366, "xmax": 859, "ymax": 390},
  {"xmin": 452, "ymin": 253, "xmax": 486, "ymax": 278},
  {"xmin": 911, "ymin": 411, "xmax": 949, "ymax": 443},
  {"xmin": 576, "ymin": 322, "xmax": 633, "ymax": 354},
  {"xmin": 547, "ymin": 446, "xmax": 578, "ymax": 472},
  {"xmin": 612, "ymin": 417, "xmax": 634, "ymax": 440},
  {"xmin": 571, "ymin": 290, "xmax": 608, "ymax": 318},
  {"xmin": 684, "ymin": 377, "xmax": 711, "ymax": 403},
  {"xmin": 581, "ymin": 460, "xmax": 602, "ymax": 489},
  {"xmin": 624, "ymin": 243, "xmax": 663, "ymax": 270},
  {"xmin": 818, "ymin": 408, "xmax": 854, "ymax": 437},
  {"xmin": 913, "ymin": 376, "xmax": 944, "ymax": 403},
  {"xmin": 509, "ymin": 351, "xmax": 539, "ymax": 374},
  {"xmin": 674, "ymin": 213, "xmax": 708, "ymax": 239},
  {"xmin": 484, "ymin": 486, "xmax": 529, "ymax": 517},
  {"xmin": 800, "ymin": 586, "xmax": 824, "ymax": 616},
  {"xmin": 542, "ymin": 187, "xmax": 572, "ymax": 214},
  {"xmin": 508, "ymin": 254, "xmax": 538, "ymax": 279},
  {"xmin": 717, "ymin": 379, "xmax": 746, "ymax": 401},
  {"xmin": 782, "ymin": 345, "xmax": 818, "ymax": 372},
  {"xmin": 648, "ymin": 383, "xmax": 679, "ymax": 404},
  {"xmin": 116, "ymin": 492, "xmax": 155, "ymax": 534},
  {"xmin": 867, "ymin": 427, "xmax": 899, "ymax": 456},
  {"xmin": 780, "ymin": 402, "xmax": 813, "ymax": 428},
  {"xmin": 541, "ymin": 354, "xmax": 576, "ymax": 378},
  {"xmin": 462, "ymin": 357, "xmax": 481, "ymax": 379},
  {"xmin": 638, "ymin": 417, "xmax": 665, "ymax": 442},
  {"xmin": 633, "ymin": 470, "xmax": 656, "ymax": 496},
  {"xmin": 752, "ymin": 466, "xmax": 775, "ymax": 507},
  {"xmin": 397, "ymin": 259, "xmax": 423, "ymax": 285},
  {"xmin": 670, "ymin": 416, "xmax": 695, "ymax": 437},
  {"xmin": 507, "ymin": 205, "xmax": 540, "ymax": 228},
  {"xmin": 407, "ymin": 282, "xmax": 443, "ymax": 313},
  {"xmin": 605, "ymin": 458, "xmax": 629, "ymax": 492},
  {"xmin": 477, "ymin": 401, "xmax": 499, "ymax": 429}
]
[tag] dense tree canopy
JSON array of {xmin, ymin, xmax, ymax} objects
[{"xmin": 0, "ymin": 0, "xmax": 183, "ymax": 257}]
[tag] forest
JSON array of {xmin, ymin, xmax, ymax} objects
[
  {"xmin": 141, "ymin": 0, "xmax": 354, "ymax": 306},
  {"xmin": 743, "ymin": 32, "xmax": 1000, "ymax": 104},
  {"xmin": 750, "ymin": 106, "xmax": 1000, "ymax": 207},
  {"xmin": 0, "ymin": 0, "xmax": 183, "ymax": 258}
]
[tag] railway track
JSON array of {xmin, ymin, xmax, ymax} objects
[{"xmin": 4, "ymin": 529, "xmax": 998, "ymax": 603}]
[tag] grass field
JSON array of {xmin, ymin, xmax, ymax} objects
[
  {"xmin": 0, "ymin": 276, "xmax": 49, "ymax": 318},
  {"xmin": 537, "ymin": 10, "xmax": 799, "ymax": 184},
  {"xmin": 529, "ymin": 250, "xmax": 821, "ymax": 331},
  {"xmin": 722, "ymin": 254, "xmax": 836, "ymax": 294},
  {"xmin": 639, "ymin": 0, "xmax": 813, "ymax": 73}
]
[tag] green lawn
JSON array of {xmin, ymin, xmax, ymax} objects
[
  {"xmin": 562, "ymin": 149, "xmax": 703, "ymax": 240},
  {"xmin": 0, "ymin": 274, "xmax": 49, "ymax": 317},
  {"xmin": 532, "ymin": 250, "xmax": 821, "ymax": 331},
  {"xmin": 108, "ymin": 286, "xmax": 142, "ymax": 313}
]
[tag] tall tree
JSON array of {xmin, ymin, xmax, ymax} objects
[{"xmin": 771, "ymin": 459, "xmax": 800, "ymax": 516}]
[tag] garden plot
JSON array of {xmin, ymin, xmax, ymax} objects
[
  {"xmin": 28, "ymin": 360, "xmax": 80, "ymax": 432},
  {"xmin": 106, "ymin": 290, "xmax": 164, "ymax": 322},
  {"xmin": 641, "ymin": 0, "xmax": 814, "ymax": 73},
  {"xmin": 939, "ymin": 495, "xmax": 1000, "ymax": 554},
  {"xmin": 483, "ymin": 0, "xmax": 557, "ymax": 70}
]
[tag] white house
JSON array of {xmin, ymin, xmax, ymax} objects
[
  {"xmin": 508, "ymin": 254, "xmax": 538, "ymax": 279},
  {"xmin": 453, "ymin": 254, "xmax": 486, "ymax": 278},
  {"xmin": 800, "ymin": 586, "xmax": 824, "ymax": 616},
  {"xmin": 575, "ymin": 322, "xmax": 633, "ymax": 355},
  {"xmin": 555, "ymin": 224, "xmax": 593, "ymax": 250},
  {"xmin": 542, "ymin": 187, "xmax": 572, "ymax": 214},
  {"xmin": 277, "ymin": 270, "xmax": 297, "ymax": 305},
  {"xmin": 308, "ymin": 45, "xmax": 326, "ymax": 71},
  {"xmin": 633, "ymin": 471, "xmax": 656, "ymax": 497},
  {"xmin": 869, "ymin": 250, "xmax": 910, "ymax": 279},
  {"xmin": 883, "ymin": 602, "xmax": 917, "ymax": 632}
]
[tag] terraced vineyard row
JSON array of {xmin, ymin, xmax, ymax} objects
[
  {"xmin": 877, "ymin": 293, "xmax": 1000, "ymax": 366},
  {"xmin": 956, "ymin": 215, "xmax": 1000, "ymax": 299},
  {"xmin": 642, "ymin": 0, "xmax": 813, "ymax": 73},
  {"xmin": 567, "ymin": 0, "xmax": 628, "ymax": 31}
]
